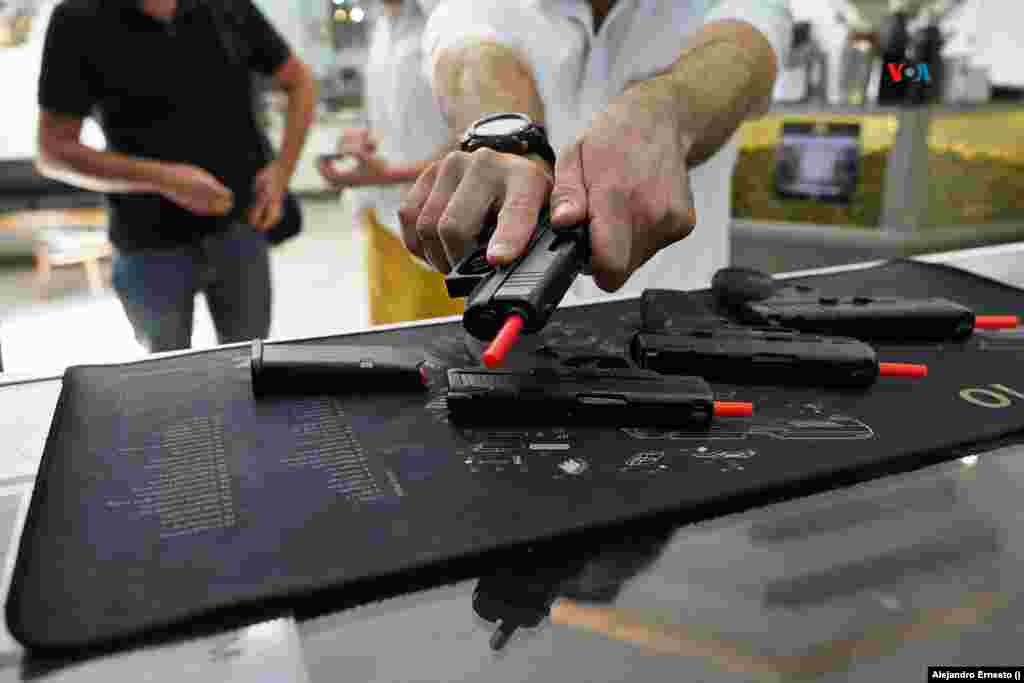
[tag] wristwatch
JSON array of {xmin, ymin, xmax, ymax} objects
[{"xmin": 459, "ymin": 113, "xmax": 557, "ymax": 168}]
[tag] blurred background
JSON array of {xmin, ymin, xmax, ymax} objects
[{"xmin": 0, "ymin": 0, "xmax": 1021, "ymax": 376}]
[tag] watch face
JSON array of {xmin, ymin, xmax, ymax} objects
[{"xmin": 475, "ymin": 115, "xmax": 529, "ymax": 137}]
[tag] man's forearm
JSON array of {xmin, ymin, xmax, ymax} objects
[
  {"xmin": 36, "ymin": 139, "xmax": 167, "ymax": 195},
  {"xmin": 630, "ymin": 20, "xmax": 779, "ymax": 166},
  {"xmin": 276, "ymin": 71, "xmax": 317, "ymax": 180},
  {"xmin": 433, "ymin": 41, "xmax": 545, "ymax": 139}
]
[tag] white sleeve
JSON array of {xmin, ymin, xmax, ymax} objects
[
  {"xmin": 420, "ymin": 0, "xmax": 533, "ymax": 91},
  {"xmin": 703, "ymin": 0, "xmax": 793, "ymax": 70}
]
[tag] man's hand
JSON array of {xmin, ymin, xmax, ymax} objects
[
  {"xmin": 548, "ymin": 85, "xmax": 697, "ymax": 292},
  {"xmin": 405, "ymin": 19, "xmax": 777, "ymax": 290},
  {"xmin": 317, "ymin": 154, "xmax": 395, "ymax": 189},
  {"xmin": 395, "ymin": 92, "xmax": 694, "ymax": 289},
  {"xmin": 249, "ymin": 161, "xmax": 287, "ymax": 231},
  {"xmin": 338, "ymin": 127, "xmax": 377, "ymax": 160},
  {"xmin": 158, "ymin": 163, "xmax": 235, "ymax": 216},
  {"xmin": 398, "ymin": 148, "xmax": 552, "ymax": 274}
]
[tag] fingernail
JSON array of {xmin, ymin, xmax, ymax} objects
[
  {"xmin": 551, "ymin": 200, "xmax": 573, "ymax": 222},
  {"xmin": 487, "ymin": 241, "xmax": 514, "ymax": 264}
]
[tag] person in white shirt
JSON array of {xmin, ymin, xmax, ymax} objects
[
  {"xmin": 318, "ymin": 0, "xmax": 460, "ymax": 325},
  {"xmin": 398, "ymin": 0, "xmax": 791, "ymax": 302}
]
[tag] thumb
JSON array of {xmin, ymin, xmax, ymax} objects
[
  {"xmin": 549, "ymin": 142, "xmax": 588, "ymax": 226},
  {"xmin": 213, "ymin": 180, "xmax": 233, "ymax": 201},
  {"xmin": 203, "ymin": 171, "xmax": 227, "ymax": 192},
  {"xmin": 588, "ymin": 187, "xmax": 632, "ymax": 292}
]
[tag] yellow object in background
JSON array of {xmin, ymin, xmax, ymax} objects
[
  {"xmin": 0, "ymin": 14, "xmax": 33, "ymax": 48},
  {"xmin": 363, "ymin": 208, "xmax": 464, "ymax": 327},
  {"xmin": 738, "ymin": 110, "xmax": 1024, "ymax": 161},
  {"xmin": 733, "ymin": 109, "xmax": 1024, "ymax": 228}
]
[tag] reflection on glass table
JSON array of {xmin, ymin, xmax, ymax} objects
[{"xmin": 299, "ymin": 440, "xmax": 1024, "ymax": 683}]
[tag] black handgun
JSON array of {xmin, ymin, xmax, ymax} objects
[
  {"xmin": 445, "ymin": 360, "xmax": 751, "ymax": 427},
  {"xmin": 474, "ymin": 558, "xmax": 581, "ymax": 652},
  {"xmin": 250, "ymin": 339, "xmax": 427, "ymax": 397},
  {"xmin": 631, "ymin": 326, "xmax": 926, "ymax": 388},
  {"xmin": 445, "ymin": 207, "xmax": 589, "ymax": 366},
  {"xmin": 639, "ymin": 288, "xmax": 731, "ymax": 333},
  {"xmin": 711, "ymin": 266, "xmax": 1018, "ymax": 341},
  {"xmin": 473, "ymin": 523, "xmax": 675, "ymax": 651}
]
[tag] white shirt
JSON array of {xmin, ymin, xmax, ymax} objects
[
  {"xmin": 349, "ymin": 0, "xmax": 449, "ymax": 236},
  {"xmin": 423, "ymin": 0, "xmax": 790, "ymax": 301},
  {"xmin": 945, "ymin": 0, "xmax": 1024, "ymax": 88}
]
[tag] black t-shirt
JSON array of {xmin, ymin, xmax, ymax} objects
[{"xmin": 38, "ymin": 0, "xmax": 291, "ymax": 250}]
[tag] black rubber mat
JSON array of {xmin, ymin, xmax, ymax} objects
[{"xmin": 8, "ymin": 259, "xmax": 1024, "ymax": 652}]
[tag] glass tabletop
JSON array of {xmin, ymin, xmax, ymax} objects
[{"xmin": 299, "ymin": 439, "xmax": 1024, "ymax": 682}]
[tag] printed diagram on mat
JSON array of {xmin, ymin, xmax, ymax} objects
[
  {"xmin": 690, "ymin": 446, "xmax": 758, "ymax": 472},
  {"xmin": 458, "ymin": 428, "xmax": 574, "ymax": 474},
  {"xmin": 619, "ymin": 447, "xmax": 758, "ymax": 474},
  {"xmin": 454, "ymin": 427, "xmax": 653, "ymax": 481},
  {"xmin": 432, "ymin": 392, "xmax": 874, "ymax": 482},
  {"xmin": 621, "ymin": 393, "xmax": 875, "ymax": 441},
  {"xmin": 455, "ymin": 430, "xmax": 764, "ymax": 478}
]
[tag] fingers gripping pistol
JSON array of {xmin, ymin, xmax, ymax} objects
[{"xmin": 444, "ymin": 207, "xmax": 590, "ymax": 367}]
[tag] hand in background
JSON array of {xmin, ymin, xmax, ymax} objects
[
  {"xmin": 157, "ymin": 163, "xmax": 234, "ymax": 216},
  {"xmin": 249, "ymin": 161, "xmax": 287, "ymax": 232},
  {"xmin": 317, "ymin": 153, "xmax": 396, "ymax": 189},
  {"xmin": 338, "ymin": 127, "xmax": 378, "ymax": 160}
]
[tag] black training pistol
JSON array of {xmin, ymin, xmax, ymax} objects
[
  {"xmin": 445, "ymin": 207, "xmax": 589, "ymax": 366},
  {"xmin": 711, "ymin": 266, "xmax": 1018, "ymax": 342}
]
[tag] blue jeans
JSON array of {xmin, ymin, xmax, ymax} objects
[{"xmin": 111, "ymin": 223, "xmax": 271, "ymax": 353}]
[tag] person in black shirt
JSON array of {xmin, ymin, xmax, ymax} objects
[{"xmin": 35, "ymin": 0, "xmax": 316, "ymax": 352}]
